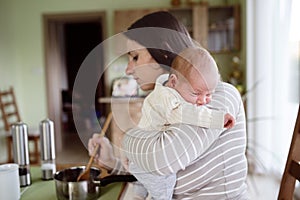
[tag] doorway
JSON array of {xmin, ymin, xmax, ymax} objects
[{"xmin": 43, "ymin": 11, "xmax": 107, "ymax": 152}]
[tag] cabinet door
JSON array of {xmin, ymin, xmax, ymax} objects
[
  {"xmin": 114, "ymin": 6, "xmax": 209, "ymax": 48},
  {"xmin": 114, "ymin": 9, "xmax": 163, "ymax": 34},
  {"xmin": 168, "ymin": 4, "xmax": 208, "ymax": 48},
  {"xmin": 207, "ymin": 5, "xmax": 241, "ymax": 53},
  {"xmin": 192, "ymin": 4, "xmax": 208, "ymax": 48},
  {"xmin": 113, "ymin": 9, "xmax": 163, "ymax": 55},
  {"xmin": 114, "ymin": 4, "xmax": 240, "ymax": 53}
]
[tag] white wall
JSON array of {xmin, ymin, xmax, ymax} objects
[{"xmin": 0, "ymin": 0, "xmax": 174, "ymax": 129}]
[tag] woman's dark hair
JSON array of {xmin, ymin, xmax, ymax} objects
[{"xmin": 124, "ymin": 11, "xmax": 196, "ymax": 70}]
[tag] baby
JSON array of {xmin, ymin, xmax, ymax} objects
[{"xmin": 127, "ymin": 46, "xmax": 235, "ymax": 200}]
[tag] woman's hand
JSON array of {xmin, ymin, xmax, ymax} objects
[{"xmin": 88, "ymin": 133, "xmax": 116, "ymax": 171}]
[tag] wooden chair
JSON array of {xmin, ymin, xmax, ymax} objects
[
  {"xmin": 278, "ymin": 105, "xmax": 300, "ymax": 200},
  {"xmin": 0, "ymin": 87, "xmax": 40, "ymax": 164}
]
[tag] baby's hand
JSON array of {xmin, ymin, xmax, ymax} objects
[{"xmin": 224, "ymin": 113, "xmax": 235, "ymax": 129}]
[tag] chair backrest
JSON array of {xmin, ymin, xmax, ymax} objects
[
  {"xmin": 0, "ymin": 87, "xmax": 21, "ymax": 131},
  {"xmin": 278, "ymin": 105, "xmax": 300, "ymax": 200}
]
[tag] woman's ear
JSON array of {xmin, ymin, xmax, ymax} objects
[{"xmin": 167, "ymin": 74, "xmax": 178, "ymax": 88}]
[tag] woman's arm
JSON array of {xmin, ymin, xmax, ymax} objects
[
  {"xmin": 123, "ymin": 82, "xmax": 242, "ymax": 175},
  {"xmin": 88, "ymin": 135, "xmax": 128, "ymax": 175},
  {"xmin": 123, "ymin": 124, "xmax": 222, "ymax": 175}
]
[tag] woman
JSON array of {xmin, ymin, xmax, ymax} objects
[{"xmin": 89, "ymin": 11, "xmax": 249, "ymax": 199}]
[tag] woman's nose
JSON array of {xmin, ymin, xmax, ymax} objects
[{"xmin": 125, "ymin": 62, "xmax": 133, "ymax": 75}]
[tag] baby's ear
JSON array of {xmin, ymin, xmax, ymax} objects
[{"xmin": 168, "ymin": 74, "xmax": 178, "ymax": 88}]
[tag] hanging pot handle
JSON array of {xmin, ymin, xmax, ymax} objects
[{"xmin": 93, "ymin": 175, "xmax": 137, "ymax": 187}]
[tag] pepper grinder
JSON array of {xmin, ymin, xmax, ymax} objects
[
  {"xmin": 11, "ymin": 122, "xmax": 31, "ymax": 187},
  {"xmin": 40, "ymin": 118, "xmax": 56, "ymax": 180}
]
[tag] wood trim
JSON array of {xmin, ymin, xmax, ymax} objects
[
  {"xmin": 193, "ymin": 4, "xmax": 208, "ymax": 48},
  {"xmin": 289, "ymin": 160, "xmax": 300, "ymax": 181},
  {"xmin": 278, "ymin": 105, "xmax": 300, "ymax": 199}
]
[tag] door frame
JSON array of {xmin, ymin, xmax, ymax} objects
[{"xmin": 43, "ymin": 11, "xmax": 107, "ymax": 152}]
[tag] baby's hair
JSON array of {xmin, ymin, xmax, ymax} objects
[{"xmin": 170, "ymin": 47, "xmax": 220, "ymax": 84}]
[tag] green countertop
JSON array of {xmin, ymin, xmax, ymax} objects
[{"xmin": 20, "ymin": 166, "xmax": 124, "ymax": 200}]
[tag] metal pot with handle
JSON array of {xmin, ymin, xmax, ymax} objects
[{"xmin": 54, "ymin": 166, "xmax": 136, "ymax": 200}]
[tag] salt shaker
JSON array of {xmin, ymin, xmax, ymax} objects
[
  {"xmin": 40, "ymin": 118, "xmax": 56, "ymax": 180},
  {"xmin": 11, "ymin": 122, "xmax": 31, "ymax": 187}
]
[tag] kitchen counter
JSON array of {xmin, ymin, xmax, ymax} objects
[
  {"xmin": 98, "ymin": 97, "xmax": 145, "ymax": 104},
  {"xmin": 20, "ymin": 165, "xmax": 125, "ymax": 200}
]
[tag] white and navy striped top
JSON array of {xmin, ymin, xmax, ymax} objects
[{"xmin": 118, "ymin": 81, "xmax": 249, "ymax": 199}]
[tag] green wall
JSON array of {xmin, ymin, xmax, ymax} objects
[{"xmin": 0, "ymin": 0, "xmax": 245, "ymax": 127}]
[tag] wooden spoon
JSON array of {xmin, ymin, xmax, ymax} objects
[{"xmin": 77, "ymin": 111, "xmax": 113, "ymax": 182}]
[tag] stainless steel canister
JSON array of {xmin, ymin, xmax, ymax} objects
[
  {"xmin": 11, "ymin": 122, "xmax": 31, "ymax": 187},
  {"xmin": 40, "ymin": 118, "xmax": 56, "ymax": 180}
]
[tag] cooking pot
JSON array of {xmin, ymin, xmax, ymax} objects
[{"xmin": 54, "ymin": 166, "xmax": 136, "ymax": 200}]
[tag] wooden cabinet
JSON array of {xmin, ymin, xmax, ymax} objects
[
  {"xmin": 113, "ymin": 5, "xmax": 208, "ymax": 47},
  {"xmin": 114, "ymin": 4, "xmax": 241, "ymax": 54},
  {"xmin": 114, "ymin": 8, "xmax": 163, "ymax": 34},
  {"xmin": 169, "ymin": 5, "xmax": 208, "ymax": 48},
  {"xmin": 207, "ymin": 5, "xmax": 241, "ymax": 53}
]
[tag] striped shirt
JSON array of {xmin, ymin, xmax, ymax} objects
[{"xmin": 120, "ymin": 81, "xmax": 249, "ymax": 199}]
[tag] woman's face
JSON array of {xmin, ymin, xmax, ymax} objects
[{"xmin": 126, "ymin": 39, "xmax": 166, "ymax": 91}]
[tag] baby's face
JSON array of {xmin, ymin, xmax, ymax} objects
[
  {"xmin": 175, "ymin": 77, "xmax": 214, "ymax": 106},
  {"xmin": 175, "ymin": 80, "xmax": 214, "ymax": 106}
]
